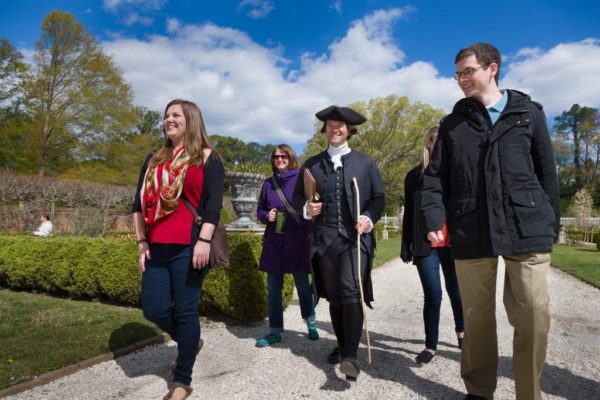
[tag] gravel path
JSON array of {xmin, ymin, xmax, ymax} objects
[{"xmin": 6, "ymin": 257, "xmax": 600, "ymax": 400}]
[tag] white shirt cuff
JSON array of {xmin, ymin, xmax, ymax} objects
[{"xmin": 303, "ymin": 201, "xmax": 311, "ymax": 220}]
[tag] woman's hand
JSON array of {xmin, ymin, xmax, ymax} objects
[
  {"xmin": 192, "ymin": 241, "xmax": 211, "ymax": 269},
  {"xmin": 307, "ymin": 201, "xmax": 322, "ymax": 217},
  {"xmin": 137, "ymin": 241, "xmax": 151, "ymax": 273},
  {"xmin": 267, "ymin": 208, "xmax": 277, "ymax": 222},
  {"xmin": 427, "ymin": 230, "xmax": 444, "ymax": 244}
]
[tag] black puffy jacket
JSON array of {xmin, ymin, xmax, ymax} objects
[
  {"xmin": 421, "ymin": 90, "xmax": 560, "ymax": 259},
  {"xmin": 401, "ymin": 165, "xmax": 433, "ymax": 263}
]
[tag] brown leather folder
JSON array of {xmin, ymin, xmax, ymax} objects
[{"xmin": 303, "ymin": 168, "xmax": 320, "ymax": 202}]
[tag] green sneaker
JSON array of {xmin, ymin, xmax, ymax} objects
[
  {"xmin": 307, "ymin": 322, "xmax": 319, "ymax": 340},
  {"xmin": 255, "ymin": 333, "xmax": 281, "ymax": 347}
]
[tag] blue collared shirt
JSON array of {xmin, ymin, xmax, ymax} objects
[{"xmin": 486, "ymin": 90, "xmax": 508, "ymax": 125}]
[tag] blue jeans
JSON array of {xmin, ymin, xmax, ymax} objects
[
  {"xmin": 415, "ymin": 247, "xmax": 464, "ymax": 350},
  {"xmin": 267, "ymin": 272, "xmax": 316, "ymax": 333},
  {"xmin": 142, "ymin": 244, "xmax": 207, "ymax": 386}
]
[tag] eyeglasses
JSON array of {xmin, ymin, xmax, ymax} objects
[
  {"xmin": 272, "ymin": 154, "xmax": 289, "ymax": 160},
  {"xmin": 454, "ymin": 65, "xmax": 487, "ymax": 80}
]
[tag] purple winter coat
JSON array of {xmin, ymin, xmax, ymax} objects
[{"xmin": 257, "ymin": 169, "xmax": 310, "ymax": 273}]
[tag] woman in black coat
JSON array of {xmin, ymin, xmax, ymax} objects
[
  {"xmin": 293, "ymin": 105, "xmax": 385, "ymax": 381},
  {"xmin": 401, "ymin": 127, "xmax": 463, "ymax": 364}
]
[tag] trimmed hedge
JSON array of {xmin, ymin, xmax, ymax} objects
[{"xmin": 0, "ymin": 233, "xmax": 294, "ymax": 321}]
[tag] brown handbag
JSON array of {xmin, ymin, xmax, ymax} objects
[{"xmin": 182, "ymin": 197, "xmax": 230, "ymax": 269}]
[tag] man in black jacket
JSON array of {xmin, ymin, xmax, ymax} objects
[
  {"xmin": 421, "ymin": 43, "xmax": 559, "ymax": 400},
  {"xmin": 293, "ymin": 106, "xmax": 385, "ymax": 381}
]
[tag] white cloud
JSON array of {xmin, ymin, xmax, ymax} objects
[
  {"xmin": 166, "ymin": 18, "xmax": 181, "ymax": 34},
  {"xmin": 237, "ymin": 0, "xmax": 274, "ymax": 19},
  {"xmin": 502, "ymin": 38, "xmax": 600, "ymax": 114},
  {"xmin": 101, "ymin": 9, "xmax": 600, "ymax": 150},
  {"xmin": 331, "ymin": 0, "xmax": 343, "ymax": 14},
  {"xmin": 123, "ymin": 12, "xmax": 154, "ymax": 26},
  {"xmin": 103, "ymin": 0, "xmax": 165, "ymax": 12},
  {"xmin": 102, "ymin": 9, "xmax": 458, "ymax": 147}
]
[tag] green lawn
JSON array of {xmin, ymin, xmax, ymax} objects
[
  {"xmin": 551, "ymin": 244, "xmax": 600, "ymax": 288},
  {"xmin": 3, "ymin": 238, "xmax": 591, "ymax": 392},
  {"xmin": 373, "ymin": 235, "xmax": 401, "ymax": 268},
  {"xmin": 0, "ymin": 290, "xmax": 159, "ymax": 390}
]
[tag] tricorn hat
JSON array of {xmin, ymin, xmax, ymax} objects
[{"xmin": 315, "ymin": 105, "xmax": 367, "ymax": 126}]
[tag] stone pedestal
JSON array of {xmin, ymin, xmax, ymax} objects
[
  {"xmin": 226, "ymin": 172, "xmax": 265, "ymax": 231},
  {"xmin": 558, "ymin": 224, "xmax": 566, "ymax": 244}
]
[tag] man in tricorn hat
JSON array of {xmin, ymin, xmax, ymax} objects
[{"xmin": 293, "ymin": 105, "xmax": 385, "ymax": 381}]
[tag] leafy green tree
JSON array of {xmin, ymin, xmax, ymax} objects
[
  {"xmin": 0, "ymin": 39, "xmax": 30, "ymax": 171},
  {"xmin": 0, "ymin": 107, "xmax": 32, "ymax": 172},
  {"xmin": 23, "ymin": 11, "xmax": 136, "ymax": 176},
  {"xmin": 134, "ymin": 106, "xmax": 163, "ymax": 138},
  {"xmin": 210, "ymin": 134, "xmax": 273, "ymax": 173},
  {"xmin": 0, "ymin": 38, "xmax": 27, "ymax": 104},
  {"xmin": 592, "ymin": 181, "xmax": 600, "ymax": 208},
  {"xmin": 60, "ymin": 107, "xmax": 164, "ymax": 185},
  {"xmin": 568, "ymin": 187, "xmax": 593, "ymax": 218},
  {"xmin": 302, "ymin": 95, "xmax": 445, "ymax": 212},
  {"xmin": 554, "ymin": 104, "xmax": 600, "ymax": 187}
]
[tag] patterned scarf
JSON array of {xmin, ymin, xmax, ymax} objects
[{"xmin": 141, "ymin": 147, "xmax": 190, "ymax": 225}]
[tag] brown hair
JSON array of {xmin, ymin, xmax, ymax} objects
[
  {"xmin": 320, "ymin": 122, "xmax": 358, "ymax": 139},
  {"xmin": 421, "ymin": 126, "xmax": 439, "ymax": 176},
  {"xmin": 270, "ymin": 144, "xmax": 299, "ymax": 173},
  {"xmin": 150, "ymin": 99, "xmax": 212, "ymax": 168},
  {"xmin": 455, "ymin": 43, "xmax": 501, "ymax": 84}
]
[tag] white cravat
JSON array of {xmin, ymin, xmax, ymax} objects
[{"xmin": 327, "ymin": 142, "xmax": 351, "ymax": 170}]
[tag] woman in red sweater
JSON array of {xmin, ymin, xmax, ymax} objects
[{"xmin": 132, "ymin": 99, "xmax": 224, "ymax": 400}]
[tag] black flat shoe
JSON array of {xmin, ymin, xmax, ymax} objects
[
  {"xmin": 339, "ymin": 357, "xmax": 360, "ymax": 380},
  {"xmin": 416, "ymin": 350, "xmax": 435, "ymax": 364},
  {"xmin": 327, "ymin": 347, "xmax": 341, "ymax": 364}
]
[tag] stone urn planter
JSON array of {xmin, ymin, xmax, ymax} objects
[{"xmin": 226, "ymin": 171, "xmax": 266, "ymax": 230}]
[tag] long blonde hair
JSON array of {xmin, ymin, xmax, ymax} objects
[
  {"xmin": 150, "ymin": 99, "xmax": 212, "ymax": 168},
  {"xmin": 420, "ymin": 126, "xmax": 439, "ymax": 176}
]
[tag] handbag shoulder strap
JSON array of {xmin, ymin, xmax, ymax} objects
[
  {"xmin": 271, "ymin": 176, "xmax": 300, "ymax": 223},
  {"xmin": 181, "ymin": 195, "xmax": 203, "ymax": 226}
]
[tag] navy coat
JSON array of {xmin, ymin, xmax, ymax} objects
[{"xmin": 292, "ymin": 150, "xmax": 385, "ymax": 305}]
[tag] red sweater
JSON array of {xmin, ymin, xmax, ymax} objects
[{"xmin": 147, "ymin": 164, "xmax": 205, "ymax": 245}]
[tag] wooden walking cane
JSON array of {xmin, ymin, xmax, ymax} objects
[{"xmin": 352, "ymin": 177, "xmax": 372, "ymax": 365}]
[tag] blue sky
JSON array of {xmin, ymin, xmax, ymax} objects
[{"xmin": 2, "ymin": 0, "xmax": 600, "ymax": 150}]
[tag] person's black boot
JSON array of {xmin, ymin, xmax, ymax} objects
[
  {"xmin": 327, "ymin": 347, "xmax": 341, "ymax": 364},
  {"xmin": 340, "ymin": 357, "xmax": 360, "ymax": 381}
]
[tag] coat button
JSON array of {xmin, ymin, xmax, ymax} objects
[{"xmin": 531, "ymin": 201, "xmax": 535, "ymax": 206}]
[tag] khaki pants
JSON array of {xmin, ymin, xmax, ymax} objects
[{"xmin": 455, "ymin": 253, "xmax": 550, "ymax": 400}]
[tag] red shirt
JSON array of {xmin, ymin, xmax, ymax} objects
[{"xmin": 148, "ymin": 164, "xmax": 205, "ymax": 245}]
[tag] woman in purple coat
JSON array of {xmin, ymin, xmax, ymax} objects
[{"xmin": 255, "ymin": 144, "xmax": 319, "ymax": 347}]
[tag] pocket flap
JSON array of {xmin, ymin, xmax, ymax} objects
[
  {"xmin": 449, "ymin": 198, "xmax": 477, "ymax": 217},
  {"xmin": 510, "ymin": 191, "xmax": 549, "ymax": 208}
]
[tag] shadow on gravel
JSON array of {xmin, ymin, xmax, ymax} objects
[
  {"xmin": 495, "ymin": 355, "xmax": 600, "ymax": 399},
  {"xmin": 110, "ymin": 323, "xmax": 175, "ymax": 386},
  {"xmin": 226, "ymin": 320, "xmax": 464, "ymax": 398}
]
